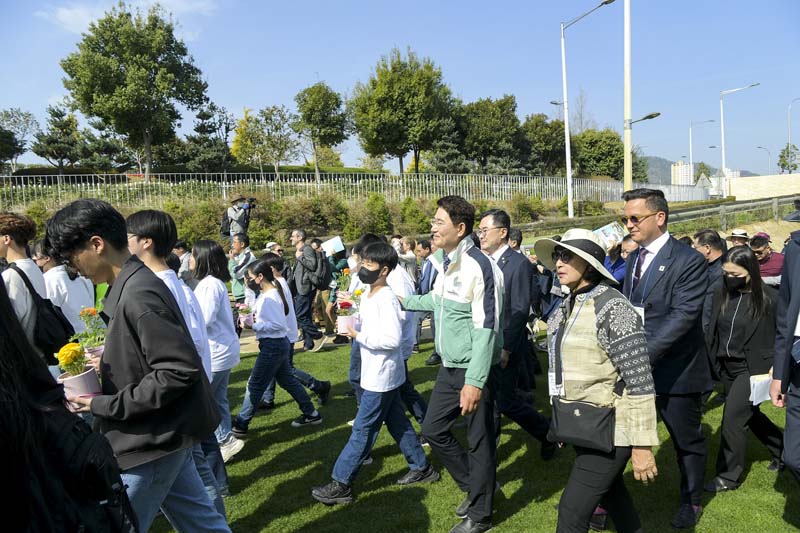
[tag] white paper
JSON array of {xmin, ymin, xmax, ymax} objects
[
  {"xmin": 633, "ymin": 305, "xmax": 646, "ymax": 325},
  {"xmin": 749, "ymin": 374, "xmax": 772, "ymax": 405},
  {"xmin": 593, "ymin": 221, "xmax": 627, "ymax": 251},
  {"xmin": 320, "ymin": 236, "xmax": 345, "ymax": 256}
]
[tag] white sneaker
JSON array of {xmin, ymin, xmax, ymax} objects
[
  {"xmin": 220, "ymin": 436, "xmax": 245, "ymax": 463},
  {"xmin": 347, "ymin": 418, "xmax": 355, "ymax": 426}
]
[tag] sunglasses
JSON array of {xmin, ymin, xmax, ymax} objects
[
  {"xmin": 551, "ymin": 248, "xmax": 575, "ymax": 265},
  {"xmin": 620, "ymin": 212, "xmax": 658, "ymax": 226}
]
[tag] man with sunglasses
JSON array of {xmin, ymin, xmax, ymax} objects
[
  {"xmin": 750, "ymin": 234, "xmax": 783, "ymax": 288},
  {"xmin": 621, "ymin": 188, "xmax": 711, "ymax": 529}
]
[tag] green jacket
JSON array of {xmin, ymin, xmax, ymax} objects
[{"xmin": 403, "ymin": 238, "xmax": 504, "ymax": 389}]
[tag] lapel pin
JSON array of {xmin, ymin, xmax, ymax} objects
[{"xmin": 659, "ymin": 265, "xmax": 666, "ymax": 272}]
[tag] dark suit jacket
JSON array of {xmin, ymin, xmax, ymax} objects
[
  {"xmin": 496, "ymin": 247, "xmax": 533, "ymax": 357},
  {"xmin": 702, "ymin": 256, "xmax": 724, "ymax": 333},
  {"xmin": 623, "ymin": 235, "xmax": 711, "ymax": 394},
  {"xmin": 418, "ymin": 257, "xmax": 435, "ymax": 295},
  {"xmin": 705, "ymin": 285, "xmax": 777, "ymax": 376},
  {"xmin": 774, "ymin": 230, "xmax": 800, "ymax": 391}
]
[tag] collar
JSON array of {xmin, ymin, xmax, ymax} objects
[
  {"xmin": 430, "ymin": 237, "xmax": 474, "ymax": 272},
  {"xmin": 491, "ymin": 244, "xmax": 510, "ymax": 262},
  {"xmin": 644, "ymin": 231, "xmax": 671, "ymax": 257},
  {"xmin": 101, "ymin": 255, "xmax": 147, "ymax": 320}
]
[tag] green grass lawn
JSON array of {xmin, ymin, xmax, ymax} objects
[{"xmin": 154, "ymin": 340, "xmax": 800, "ymax": 532}]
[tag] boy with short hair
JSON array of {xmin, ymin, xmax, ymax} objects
[{"xmin": 311, "ymin": 242, "xmax": 439, "ymax": 505}]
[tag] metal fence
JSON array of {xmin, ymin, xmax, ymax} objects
[{"xmin": 0, "ymin": 172, "xmax": 708, "ymax": 210}]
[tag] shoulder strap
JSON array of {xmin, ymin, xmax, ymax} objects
[{"xmin": 8, "ymin": 264, "xmax": 44, "ymax": 303}]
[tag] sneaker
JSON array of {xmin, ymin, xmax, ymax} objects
[
  {"xmin": 412, "ymin": 344, "xmax": 420, "ymax": 354},
  {"xmin": 671, "ymin": 504, "xmax": 703, "ymax": 529},
  {"xmin": 231, "ymin": 418, "xmax": 249, "ymax": 438},
  {"xmin": 418, "ymin": 433, "xmax": 430, "ymax": 447},
  {"xmin": 311, "ymin": 480, "xmax": 354, "ymax": 505},
  {"xmin": 309, "ymin": 335, "xmax": 327, "ymax": 353},
  {"xmin": 768, "ymin": 458, "xmax": 785, "ymax": 472},
  {"xmin": 362, "ymin": 454, "xmax": 374, "ymax": 466},
  {"xmin": 258, "ymin": 400, "xmax": 275, "ymax": 411},
  {"xmin": 333, "ymin": 334, "xmax": 349, "ymax": 345},
  {"xmin": 291, "ymin": 411, "xmax": 323, "ymax": 427},
  {"xmin": 425, "ymin": 353, "xmax": 442, "ymax": 366},
  {"xmin": 396, "ymin": 464, "xmax": 440, "ymax": 485},
  {"xmin": 315, "ymin": 380, "xmax": 332, "ymax": 406},
  {"xmin": 343, "ymin": 389, "xmax": 357, "ymax": 398},
  {"xmin": 347, "ymin": 418, "xmax": 355, "ymax": 427},
  {"xmin": 219, "ymin": 435, "xmax": 245, "ymax": 463}
]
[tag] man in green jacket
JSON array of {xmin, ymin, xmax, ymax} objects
[{"xmin": 402, "ymin": 195, "xmax": 504, "ymax": 533}]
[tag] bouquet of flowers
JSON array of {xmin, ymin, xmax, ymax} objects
[
  {"xmin": 236, "ymin": 303, "xmax": 253, "ymax": 315},
  {"xmin": 236, "ymin": 303, "xmax": 254, "ymax": 328},
  {"xmin": 75, "ymin": 307, "xmax": 105, "ymax": 349},
  {"xmin": 337, "ymin": 300, "xmax": 356, "ymax": 316}
]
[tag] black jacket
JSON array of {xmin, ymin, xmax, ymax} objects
[
  {"xmin": 496, "ymin": 247, "xmax": 533, "ymax": 357},
  {"xmin": 706, "ymin": 285, "xmax": 777, "ymax": 376},
  {"xmin": 775, "ymin": 229, "xmax": 800, "ymax": 391},
  {"xmin": 91, "ymin": 256, "xmax": 220, "ymax": 470}
]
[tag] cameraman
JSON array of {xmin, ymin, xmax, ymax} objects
[{"xmin": 226, "ymin": 195, "xmax": 255, "ymax": 238}]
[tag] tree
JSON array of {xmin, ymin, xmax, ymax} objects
[
  {"xmin": 184, "ymin": 103, "xmax": 234, "ymax": 173},
  {"xmin": 313, "ymin": 145, "xmax": 344, "ymax": 168},
  {"xmin": 0, "ymin": 108, "xmax": 39, "ymax": 173},
  {"xmin": 31, "ymin": 105, "xmax": 83, "ymax": 174},
  {"xmin": 0, "ymin": 128, "xmax": 24, "ymax": 172},
  {"xmin": 80, "ymin": 120, "xmax": 132, "ymax": 172},
  {"xmin": 570, "ymin": 88, "xmax": 597, "ymax": 134},
  {"xmin": 573, "ymin": 128, "xmax": 624, "ymax": 179},
  {"xmin": 359, "ymin": 154, "xmax": 387, "ymax": 172},
  {"xmin": 462, "ymin": 95, "xmax": 526, "ymax": 172},
  {"xmin": 522, "ymin": 113, "xmax": 565, "ymax": 175},
  {"xmin": 351, "ymin": 48, "xmax": 454, "ymax": 174},
  {"xmin": 294, "ymin": 82, "xmax": 348, "ymax": 180},
  {"xmin": 779, "ymin": 143, "xmax": 799, "ymax": 174},
  {"xmin": 259, "ymin": 105, "xmax": 300, "ymax": 178},
  {"xmin": 632, "ymin": 147, "xmax": 649, "ymax": 182},
  {"xmin": 694, "ymin": 161, "xmax": 712, "ymax": 181},
  {"xmin": 61, "ymin": 3, "xmax": 207, "ymax": 179}
]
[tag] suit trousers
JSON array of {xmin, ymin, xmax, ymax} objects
[
  {"xmin": 493, "ymin": 351, "xmax": 549, "ymax": 443},
  {"xmin": 783, "ymin": 361, "xmax": 800, "ymax": 484},
  {"xmin": 716, "ymin": 358, "xmax": 783, "ymax": 484},
  {"xmin": 556, "ymin": 446, "xmax": 641, "ymax": 533},
  {"xmin": 421, "ymin": 366, "xmax": 497, "ymax": 523},
  {"xmin": 656, "ymin": 393, "xmax": 707, "ymax": 505}
]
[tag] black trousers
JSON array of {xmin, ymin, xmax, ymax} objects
[
  {"xmin": 557, "ymin": 446, "xmax": 642, "ymax": 533},
  {"xmin": 656, "ymin": 393, "xmax": 707, "ymax": 505},
  {"xmin": 421, "ymin": 366, "xmax": 497, "ymax": 523},
  {"xmin": 716, "ymin": 358, "xmax": 783, "ymax": 484},
  {"xmin": 493, "ymin": 353, "xmax": 549, "ymax": 443},
  {"xmin": 783, "ymin": 362, "xmax": 800, "ymax": 484}
]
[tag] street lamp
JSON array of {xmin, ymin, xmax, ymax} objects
[
  {"xmin": 550, "ymin": 100, "xmax": 563, "ymax": 121},
  {"xmin": 689, "ymin": 119, "xmax": 714, "ymax": 182},
  {"xmin": 720, "ymin": 82, "xmax": 759, "ymax": 196},
  {"xmin": 560, "ymin": 0, "xmax": 616, "ymax": 218},
  {"xmin": 756, "ymin": 146, "xmax": 772, "ymax": 175}
]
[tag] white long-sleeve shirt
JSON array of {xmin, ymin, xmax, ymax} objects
[
  {"xmin": 43, "ymin": 265, "xmax": 94, "ymax": 334},
  {"xmin": 277, "ymin": 277, "xmax": 299, "ymax": 343},
  {"xmin": 355, "ymin": 285, "xmax": 405, "ymax": 392},
  {"xmin": 194, "ymin": 275, "xmax": 240, "ymax": 373},
  {"xmin": 253, "ymin": 287, "xmax": 289, "ymax": 339},
  {"xmin": 387, "ymin": 266, "xmax": 417, "ymax": 360},
  {"xmin": 153, "ymin": 269, "xmax": 212, "ymax": 380}
]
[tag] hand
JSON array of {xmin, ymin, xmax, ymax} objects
[
  {"xmin": 397, "ymin": 295, "xmax": 405, "ymax": 307},
  {"xmin": 459, "ymin": 384, "xmax": 482, "ymax": 416},
  {"xmin": 606, "ymin": 239, "xmax": 618, "ymax": 254},
  {"xmin": 500, "ymin": 349, "xmax": 510, "ymax": 369},
  {"xmin": 345, "ymin": 325, "xmax": 358, "ymax": 339},
  {"xmin": 537, "ymin": 264, "xmax": 545, "ymax": 274},
  {"xmin": 527, "ymin": 255, "xmax": 537, "ymax": 264},
  {"xmin": 87, "ymin": 355, "xmax": 101, "ymax": 373},
  {"xmin": 770, "ymin": 378, "xmax": 785, "ymax": 408},
  {"xmin": 631, "ymin": 447, "xmax": 658, "ymax": 484},
  {"xmin": 67, "ymin": 395, "xmax": 93, "ymax": 413}
]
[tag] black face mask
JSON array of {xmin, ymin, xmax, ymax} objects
[
  {"xmin": 724, "ymin": 275, "xmax": 748, "ymax": 292},
  {"xmin": 246, "ymin": 278, "xmax": 261, "ymax": 292},
  {"xmin": 358, "ymin": 267, "xmax": 382, "ymax": 285}
]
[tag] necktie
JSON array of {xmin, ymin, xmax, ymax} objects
[
  {"xmin": 633, "ymin": 248, "xmax": 648, "ymax": 290},
  {"xmin": 443, "ymin": 254, "xmax": 451, "ymax": 274}
]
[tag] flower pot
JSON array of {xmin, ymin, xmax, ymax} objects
[
  {"xmin": 239, "ymin": 313, "xmax": 254, "ymax": 329},
  {"xmin": 85, "ymin": 345, "xmax": 104, "ymax": 359},
  {"xmin": 58, "ymin": 366, "xmax": 102, "ymax": 410},
  {"xmin": 337, "ymin": 315, "xmax": 356, "ymax": 335}
]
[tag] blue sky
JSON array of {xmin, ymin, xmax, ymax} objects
[{"xmin": 2, "ymin": 0, "xmax": 799, "ymax": 175}]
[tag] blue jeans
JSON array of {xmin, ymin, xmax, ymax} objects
[
  {"xmin": 349, "ymin": 340, "xmax": 364, "ymax": 403},
  {"xmin": 399, "ymin": 360, "xmax": 427, "ymax": 425},
  {"xmin": 332, "ymin": 388, "xmax": 429, "ymax": 486},
  {"xmin": 211, "ymin": 369, "xmax": 233, "ymax": 443},
  {"xmin": 263, "ymin": 345, "xmax": 319, "ymax": 403},
  {"xmin": 294, "ymin": 290, "xmax": 320, "ymax": 348},
  {"xmin": 237, "ymin": 337, "xmax": 315, "ymax": 424},
  {"xmin": 191, "ymin": 443, "xmax": 226, "ymax": 518},
  {"xmin": 121, "ymin": 448, "xmax": 229, "ymax": 532}
]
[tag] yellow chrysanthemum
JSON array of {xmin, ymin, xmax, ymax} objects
[{"xmin": 57, "ymin": 342, "xmax": 87, "ymax": 376}]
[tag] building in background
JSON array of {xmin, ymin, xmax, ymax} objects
[{"xmin": 671, "ymin": 160, "xmax": 694, "ymax": 186}]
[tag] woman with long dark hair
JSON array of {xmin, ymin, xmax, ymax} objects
[{"xmin": 704, "ymin": 246, "xmax": 784, "ymax": 492}]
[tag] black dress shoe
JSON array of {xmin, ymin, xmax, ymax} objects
[
  {"xmin": 704, "ymin": 476, "xmax": 739, "ymax": 493},
  {"xmin": 671, "ymin": 503, "xmax": 703, "ymax": 529},
  {"xmin": 768, "ymin": 458, "xmax": 785, "ymax": 472},
  {"xmin": 448, "ymin": 517, "xmax": 493, "ymax": 533},
  {"xmin": 425, "ymin": 353, "xmax": 442, "ymax": 366}
]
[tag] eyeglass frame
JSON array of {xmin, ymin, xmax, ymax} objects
[
  {"xmin": 551, "ymin": 247, "xmax": 575, "ymax": 265},
  {"xmin": 476, "ymin": 226, "xmax": 506, "ymax": 238},
  {"xmin": 620, "ymin": 212, "xmax": 659, "ymax": 226}
]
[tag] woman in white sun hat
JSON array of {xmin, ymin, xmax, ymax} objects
[{"xmin": 534, "ymin": 228, "xmax": 659, "ymax": 533}]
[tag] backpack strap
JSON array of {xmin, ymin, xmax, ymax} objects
[{"xmin": 8, "ymin": 264, "xmax": 45, "ymax": 304}]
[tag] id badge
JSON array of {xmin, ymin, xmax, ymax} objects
[
  {"xmin": 548, "ymin": 369, "xmax": 563, "ymax": 397},
  {"xmin": 633, "ymin": 306, "xmax": 645, "ymax": 325}
]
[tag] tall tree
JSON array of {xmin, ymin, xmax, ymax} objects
[
  {"xmin": 80, "ymin": 120, "xmax": 132, "ymax": 172},
  {"xmin": 779, "ymin": 143, "xmax": 799, "ymax": 174},
  {"xmin": 185, "ymin": 103, "xmax": 234, "ymax": 173},
  {"xmin": 294, "ymin": 82, "xmax": 348, "ymax": 180},
  {"xmin": 259, "ymin": 105, "xmax": 300, "ymax": 178},
  {"xmin": 573, "ymin": 128, "xmax": 624, "ymax": 179},
  {"xmin": 0, "ymin": 108, "xmax": 39, "ymax": 173},
  {"xmin": 694, "ymin": 161, "xmax": 713, "ymax": 180},
  {"xmin": 462, "ymin": 95, "xmax": 526, "ymax": 172},
  {"xmin": 313, "ymin": 145, "xmax": 344, "ymax": 168},
  {"xmin": 632, "ymin": 147, "xmax": 649, "ymax": 182},
  {"xmin": 351, "ymin": 48, "xmax": 454, "ymax": 174},
  {"xmin": 61, "ymin": 3, "xmax": 207, "ymax": 179},
  {"xmin": 31, "ymin": 105, "xmax": 83, "ymax": 174},
  {"xmin": 522, "ymin": 113, "xmax": 565, "ymax": 175},
  {"xmin": 0, "ymin": 128, "xmax": 24, "ymax": 172},
  {"xmin": 359, "ymin": 154, "xmax": 387, "ymax": 172}
]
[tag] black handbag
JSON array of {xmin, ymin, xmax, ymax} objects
[{"xmin": 547, "ymin": 295, "xmax": 620, "ymax": 453}]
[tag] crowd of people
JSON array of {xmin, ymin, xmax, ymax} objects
[{"xmin": 2, "ymin": 187, "xmax": 800, "ymax": 532}]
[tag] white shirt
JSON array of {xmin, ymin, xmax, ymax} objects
[
  {"xmin": 43, "ymin": 265, "xmax": 94, "ymax": 334},
  {"xmin": 277, "ymin": 277, "xmax": 299, "ymax": 342},
  {"xmin": 638, "ymin": 231, "xmax": 671, "ymax": 276},
  {"xmin": 153, "ymin": 269, "xmax": 212, "ymax": 380},
  {"xmin": 490, "ymin": 244, "xmax": 510, "ymax": 263},
  {"xmin": 2, "ymin": 258, "xmax": 47, "ymax": 355},
  {"xmin": 194, "ymin": 275, "xmax": 240, "ymax": 373},
  {"xmin": 252, "ymin": 287, "xmax": 289, "ymax": 339},
  {"xmin": 397, "ymin": 250, "xmax": 418, "ymax": 284},
  {"xmin": 355, "ymin": 285, "xmax": 405, "ymax": 392},
  {"xmin": 387, "ymin": 265, "xmax": 417, "ymax": 360}
]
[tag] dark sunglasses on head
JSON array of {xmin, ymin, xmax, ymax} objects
[
  {"xmin": 551, "ymin": 248, "xmax": 574, "ymax": 264},
  {"xmin": 620, "ymin": 212, "xmax": 658, "ymax": 225}
]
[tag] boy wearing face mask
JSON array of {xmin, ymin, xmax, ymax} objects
[{"xmin": 312, "ymin": 242, "xmax": 439, "ymax": 505}]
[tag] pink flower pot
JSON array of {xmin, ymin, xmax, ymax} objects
[
  {"xmin": 337, "ymin": 315, "xmax": 356, "ymax": 335},
  {"xmin": 58, "ymin": 366, "xmax": 102, "ymax": 411},
  {"xmin": 86, "ymin": 345, "xmax": 104, "ymax": 359},
  {"xmin": 239, "ymin": 313, "xmax": 254, "ymax": 329}
]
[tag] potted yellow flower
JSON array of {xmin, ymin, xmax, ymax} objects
[{"xmin": 56, "ymin": 342, "xmax": 102, "ymax": 409}]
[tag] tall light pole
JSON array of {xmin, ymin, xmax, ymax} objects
[
  {"xmin": 689, "ymin": 119, "xmax": 714, "ymax": 181},
  {"xmin": 560, "ymin": 0, "xmax": 616, "ymax": 218},
  {"xmin": 756, "ymin": 146, "xmax": 772, "ymax": 175},
  {"xmin": 720, "ymin": 82, "xmax": 759, "ymax": 196},
  {"xmin": 622, "ymin": 0, "xmax": 632, "ymax": 191}
]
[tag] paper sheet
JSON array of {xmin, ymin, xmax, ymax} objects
[{"xmin": 749, "ymin": 374, "xmax": 772, "ymax": 405}]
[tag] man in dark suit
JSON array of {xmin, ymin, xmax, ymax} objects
[
  {"xmin": 416, "ymin": 239, "xmax": 441, "ymax": 366},
  {"xmin": 622, "ymin": 189, "xmax": 711, "ymax": 529},
  {"xmin": 772, "ymin": 229, "xmax": 800, "ymax": 485},
  {"xmin": 478, "ymin": 209, "xmax": 554, "ymax": 459}
]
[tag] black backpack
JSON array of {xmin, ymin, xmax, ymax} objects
[
  {"xmin": 9, "ymin": 264, "xmax": 75, "ymax": 366},
  {"xmin": 308, "ymin": 251, "xmax": 333, "ymax": 291},
  {"xmin": 219, "ymin": 210, "xmax": 231, "ymax": 238}
]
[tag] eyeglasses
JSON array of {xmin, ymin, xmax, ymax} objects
[
  {"xmin": 476, "ymin": 227, "xmax": 503, "ymax": 238},
  {"xmin": 551, "ymin": 248, "xmax": 575, "ymax": 264},
  {"xmin": 430, "ymin": 218, "xmax": 449, "ymax": 228},
  {"xmin": 620, "ymin": 212, "xmax": 658, "ymax": 226},
  {"xmin": 751, "ymin": 247, "xmax": 769, "ymax": 257}
]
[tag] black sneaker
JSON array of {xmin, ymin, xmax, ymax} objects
[
  {"xmin": 311, "ymin": 480, "xmax": 353, "ymax": 505},
  {"xmin": 768, "ymin": 458, "xmax": 785, "ymax": 472},
  {"xmin": 258, "ymin": 400, "xmax": 275, "ymax": 411},
  {"xmin": 231, "ymin": 418, "xmax": 249, "ymax": 438},
  {"xmin": 425, "ymin": 353, "xmax": 442, "ymax": 366},
  {"xmin": 396, "ymin": 464, "xmax": 440, "ymax": 485},
  {"xmin": 412, "ymin": 344, "xmax": 420, "ymax": 354},
  {"xmin": 315, "ymin": 380, "xmax": 332, "ymax": 405},
  {"xmin": 333, "ymin": 335, "xmax": 349, "ymax": 345},
  {"xmin": 671, "ymin": 504, "xmax": 703, "ymax": 529},
  {"xmin": 291, "ymin": 411, "xmax": 323, "ymax": 427},
  {"xmin": 343, "ymin": 389, "xmax": 357, "ymax": 398}
]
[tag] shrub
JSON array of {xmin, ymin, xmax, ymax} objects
[
  {"xmin": 507, "ymin": 194, "xmax": 545, "ymax": 224},
  {"xmin": 344, "ymin": 193, "xmax": 391, "ymax": 241},
  {"xmin": 25, "ymin": 201, "xmax": 50, "ymax": 240},
  {"xmin": 557, "ymin": 196, "xmax": 607, "ymax": 217},
  {"xmin": 396, "ymin": 197, "xmax": 430, "ymax": 235},
  {"xmin": 163, "ymin": 199, "xmax": 225, "ymax": 245}
]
